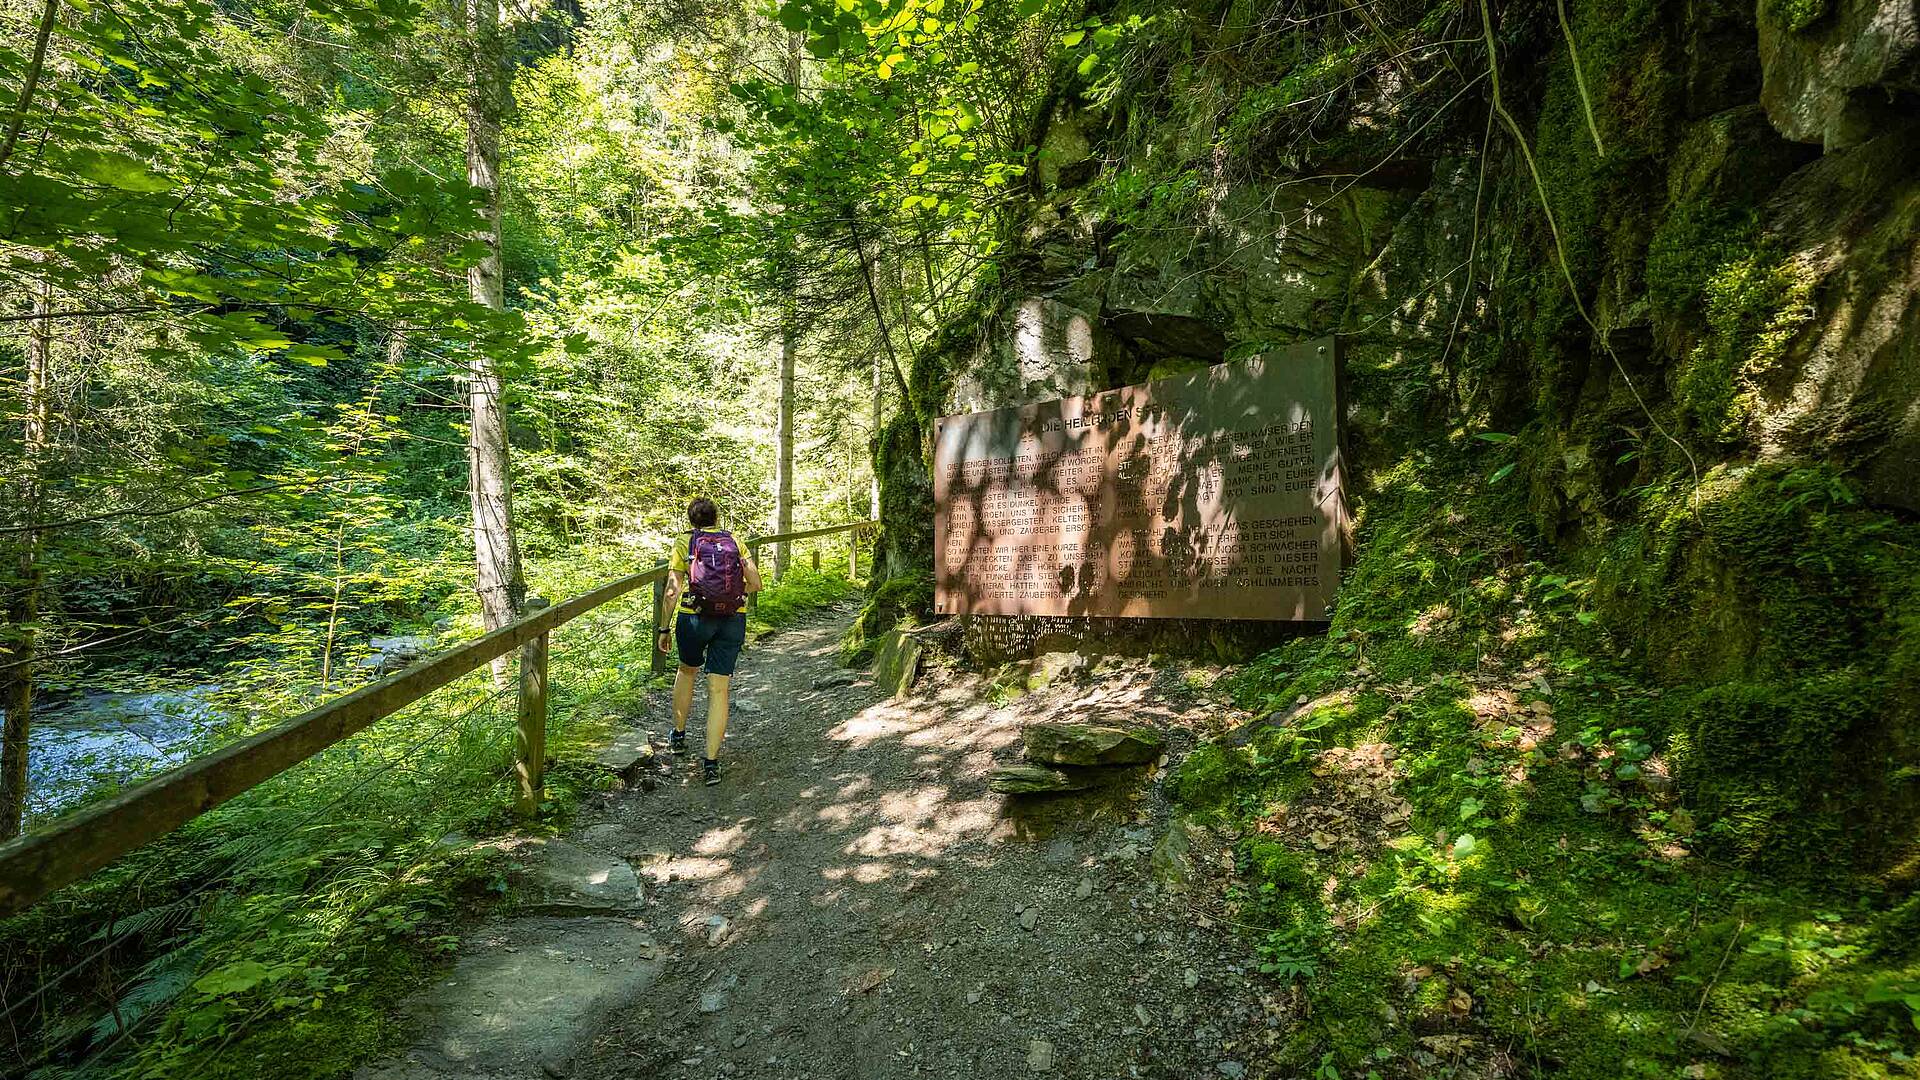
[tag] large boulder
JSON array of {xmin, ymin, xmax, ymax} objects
[{"xmin": 1022, "ymin": 722, "xmax": 1163, "ymax": 767}]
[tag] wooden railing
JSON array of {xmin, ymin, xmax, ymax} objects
[{"xmin": 0, "ymin": 520, "xmax": 875, "ymax": 918}]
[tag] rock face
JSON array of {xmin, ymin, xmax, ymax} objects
[
  {"xmin": 1022, "ymin": 722, "xmax": 1163, "ymax": 767},
  {"xmin": 1758, "ymin": 0, "xmax": 1919, "ymax": 149},
  {"xmin": 868, "ymin": 0, "xmax": 1920, "ymax": 866},
  {"xmin": 987, "ymin": 763, "xmax": 1097, "ymax": 794}
]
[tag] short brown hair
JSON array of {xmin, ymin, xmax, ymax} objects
[{"xmin": 688, "ymin": 497, "xmax": 719, "ymax": 528}]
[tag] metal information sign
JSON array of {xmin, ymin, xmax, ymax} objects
[{"xmin": 933, "ymin": 338, "xmax": 1344, "ymax": 621}]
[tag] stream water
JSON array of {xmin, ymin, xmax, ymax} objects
[{"xmin": 26, "ymin": 687, "xmax": 226, "ymax": 819}]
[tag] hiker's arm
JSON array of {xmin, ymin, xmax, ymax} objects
[
  {"xmin": 742, "ymin": 554, "xmax": 763, "ymax": 594},
  {"xmin": 658, "ymin": 569, "xmax": 686, "ymax": 652}
]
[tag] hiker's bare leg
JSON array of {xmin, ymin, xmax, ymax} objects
[
  {"xmin": 705, "ymin": 673, "xmax": 731, "ymax": 757},
  {"xmin": 673, "ymin": 664, "xmax": 698, "ymax": 733}
]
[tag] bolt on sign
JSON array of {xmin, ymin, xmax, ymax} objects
[{"xmin": 933, "ymin": 337, "xmax": 1347, "ymax": 620}]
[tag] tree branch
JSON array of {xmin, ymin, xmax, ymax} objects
[
  {"xmin": 0, "ymin": 0, "xmax": 58, "ymax": 175},
  {"xmin": 0, "ymin": 477, "xmax": 359, "ymax": 536}
]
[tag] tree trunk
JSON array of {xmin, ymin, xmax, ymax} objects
[
  {"xmin": 773, "ymin": 319, "xmax": 796, "ymax": 578},
  {"xmin": 1, "ymin": 276, "xmax": 52, "ymax": 839},
  {"xmin": 464, "ymin": 0, "xmax": 526, "ymax": 678},
  {"xmin": 870, "ymin": 350, "xmax": 882, "ymax": 521},
  {"xmin": 771, "ymin": 30, "xmax": 802, "ymax": 580}
]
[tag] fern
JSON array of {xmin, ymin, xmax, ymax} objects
[{"xmin": 87, "ymin": 944, "xmax": 202, "ymax": 1046}]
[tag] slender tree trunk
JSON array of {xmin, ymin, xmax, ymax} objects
[
  {"xmin": 848, "ymin": 215, "xmax": 911, "ymax": 405},
  {"xmin": 773, "ymin": 320, "xmax": 795, "ymax": 579},
  {"xmin": 771, "ymin": 31, "xmax": 802, "ymax": 580},
  {"xmin": 464, "ymin": 0, "xmax": 526, "ymax": 679},
  {"xmin": 1, "ymin": 276, "xmax": 52, "ymax": 839},
  {"xmin": 870, "ymin": 349, "xmax": 882, "ymax": 521}
]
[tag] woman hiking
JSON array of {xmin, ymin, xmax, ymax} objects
[{"xmin": 657, "ymin": 497, "xmax": 762, "ymax": 785}]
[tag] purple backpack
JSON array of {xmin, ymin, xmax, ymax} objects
[{"xmin": 687, "ymin": 530, "xmax": 746, "ymax": 616}]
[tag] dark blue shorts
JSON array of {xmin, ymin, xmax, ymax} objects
[{"xmin": 675, "ymin": 612, "xmax": 747, "ymax": 676}]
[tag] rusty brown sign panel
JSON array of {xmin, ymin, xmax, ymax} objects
[{"xmin": 933, "ymin": 338, "xmax": 1346, "ymax": 621}]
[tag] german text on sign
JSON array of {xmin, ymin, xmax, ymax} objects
[{"xmin": 933, "ymin": 338, "xmax": 1345, "ymax": 620}]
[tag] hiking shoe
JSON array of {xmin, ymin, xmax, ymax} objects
[
  {"xmin": 669, "ymin": 729, "xmax": 687, "ymax": 755},
  {"xmin": 702, "ymin": 758, "xmax": 720, "ymax": 786}
]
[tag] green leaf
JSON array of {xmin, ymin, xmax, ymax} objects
[
  {"xmin": 1452, "ymin": 833, "xmax": 1483, "ymax": 859},
  {"xmin": 68, "ymin": 148, "xmax": 176, "ymax": 193},
  {"xmin": 193, "ymin": 961, "xmax": 276, "ymax": 997},
  {"xmin": 1060, "ymin": 29, "xmax": 1084, "ymax": 45},
  {"xmin": 776, "ymin": 2, "xmax": 811, "ymax": 31},
  {"xmin": 283, "ymin": 350, "xmax": 330, "ymax": 368},
  {"xmin": 1475, "ymin": 431, "xmax": 1515, "ymax": 443},
  {"xmin": 1016, "ymin": 0, "xmax": 1046, "ymax": 15}
]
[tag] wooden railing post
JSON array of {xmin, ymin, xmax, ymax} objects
[
  {"xmin": 514, "ymin": 596, "xmax": 550, "ymax": 819},
  {"xmin": 849, "ymin": 528, "xmax": 859, "ymax": 580},
  {"xmin": 747, "ymin": 542, "xmax": 761, "ymax": 614},
  {"xmin": 650, "ymin": 576, "xmax": 671, "ymax": 676},
  {"xmin": 811, "ymin": 548, "xmax": 820, "ymax": 573}
]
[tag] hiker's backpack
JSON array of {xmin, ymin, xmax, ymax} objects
[{"xmin": 686, "ymin": 530, "xmax": 747, "ymax": 616}]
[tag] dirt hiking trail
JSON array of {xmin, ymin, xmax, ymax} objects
[{"xmin": 363, "ymin": 606, "xmax": 1279, "ymax": 1080}]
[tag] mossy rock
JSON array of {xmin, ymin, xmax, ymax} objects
[
  {"xmin": 987, "ymin": 763, "xmax": 1096, "ymax": 794},
  {"xmin": 1022, "ymin": 722, "xmax": 1164, "ymax": 766}
]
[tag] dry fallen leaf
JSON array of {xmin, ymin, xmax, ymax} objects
[
  {"xmin": 1448, "ymin": 988, "xmax": 1474, "ymax": 1016},
  {"xmin": 848, "ymin": 967, "xmax": 895, "ymax": 994}
]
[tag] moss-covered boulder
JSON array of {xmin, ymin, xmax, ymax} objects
[{"xmin": 1022, "ymin": 722, "xmax": 1164, "ymax": 767}]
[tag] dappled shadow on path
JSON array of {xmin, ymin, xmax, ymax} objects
[{"xmin": 560, "ymin": 611, "xmax": 1289, "ymax": 1080}]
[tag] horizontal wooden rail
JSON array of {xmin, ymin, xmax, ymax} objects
[
  {"xmin": 0, "ymin": 563, "xmax": 670, "ymax": 918},
  {"xmin": 742, "ymin": 520, "xmax": 876, "ymax": 610},
  {"xmin": 745, "ymin": 520, "xmax": 875, "ymax": 547}
]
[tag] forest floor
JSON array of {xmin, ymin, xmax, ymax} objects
[{"xmin": 359, "ymin": 604, "xmax": 1277, "ymax": 1080}]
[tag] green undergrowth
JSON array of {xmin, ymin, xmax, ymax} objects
[
  {"xmin": 1172, "ymin": 451, "xmax": 1920, "ymax": 1079},
  {"xmin": 747, "ymin": 563, "xmax": 861, "ymax": 635},
  {"xmin": 1, "ymin": 580, "xmax": 667, "ymax": 1079}
]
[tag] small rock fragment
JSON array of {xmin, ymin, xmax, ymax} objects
[
  {"xmin": 1075, "ymin": 877, "xmax": 1093, "ymax": 900},
  {"xmin": 1027, "ymin": 1039, "xmax": 1055, "ymax": 1072},
  {"xmin": 1020, "ymin": 907, "xmax": 1039, "ymax": 931},
  {"xmin": 1184, "ymin": 968, "xmax": 1199, "ymax": 989}
]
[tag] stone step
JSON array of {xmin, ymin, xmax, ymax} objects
[{"xmin": 355, "ymin": 916, "xmax": 665, "ymax": 1079}]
